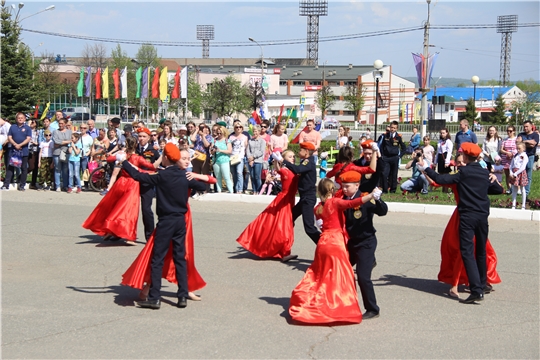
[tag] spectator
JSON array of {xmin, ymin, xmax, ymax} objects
[
  {"xmin": 1, "ymin": 113, "xmax": 32, "ymax": 191},
  {"xmin": 150, "ymin": 130, "xmax": 159, "ymax": 150},
  {"xmin": 0, "ymin": 117, "xmax": 11, "ymax": 175},
  {"xmin": 90, "ymin": 128, "xmax": 108, "ymax": 160},
  {"xmin": 67, "ymin": 132, "xmax": 82, "ymax": 193},
  {"xmin": 422, "ymin": 135, "xmax": 435, "ymax": 164},
  {"xmin": 400, "ymin": 147, "xmax": 431, "ymax": 194},
  {"xmin": 229, "ymin": 122, "xmax": 248, "ymax": 194},
  {"xmin": 260, "ymin": 120, "xmax": 272, "ymax": 180},
  {"xmin": 247, "ymin": 125, "xmax": 266, "ymax": 194},
  {"xmin": 482, "ymin": 126, "xmax": 502, "ymax": 170},
  {"xmin": 160, "ymin": 121, "xmax": 178, "ymax": 145},
  {"xmin": 109, "ymin": 117, "xmax": 122, "ymax": 139},
  {"xmin": 409, "ymin": 126, "xmax": 421, "ymax": 151},
  {"xmin": 191, "ymin": 123, "xmax": 213, "ymax": 192},
  {"xmin": 211, "ymin": 125, "xmax": 233, "ymax": 193},
  {"xmin": 78, "ymin": 122, "xmax": 94, "ymax": 190},
  {"xmin": 65, "ymin": 120, "xmax": 73, "ymax": 132},
  {"xmin": 434, "ymin": 127, "xmax": 453, "ymax": 193},
  {"xmin": 299, "ymin": 119, "xmax": 322, "ymax": 164},
  {"xmin": 177, "ymin": 124, "xmax": 189, "ymax": 146},
  {"xmin": 261, "ymin": 120, "xmax": 272, "ymax": 136},
  {"xmin": 270, "ymin": 123, "xmax": 289, "ymax": 152},
  {"xmin": 52, "ymin": 118, "xmax": 72, "ymax": 192},
  {"xmin": 500, "ymin": 125, "xmax": 517, "ymax": 193},
  {"xmin": 379, "ymin": 121, "xmax": 406, "ymax": 193},
  {"xmin": 87, "ymin": 119, "xmax": 99, "ymax": 139},
  {"xmin": 105, "ymin": 129, "xmax": 119, "ymax": 156},
  {"xmin": 28, "ymin": 119, "xmax": 40, "ymax": 190},
  {"xmin": 119, "ymin": 124, "xmax": 135, "ymax": 147},
  {"xmin": 365, "ymin": 128, "xmax": 371, "ymax": 139},
  {"xmin": 37, "ymin": 129, "xmax": 54, "ymax": 190},
  {"xmin": 516, "ymin": 120, "xmax": 539, "ymax": 195},
  {"xmin": 186, "ymin": 121, "xmax": 197, "ymax": 147},
  {"xmin": 454, "ymin": 119, "xmax": 478, "ymax": 151},
  {"xmin": 336, "ymin": 125, "xmax": 349, "ymax": 149},
  {"xmin": 49, "ymin": 110, "xmax": 63, "ymax": 133}
]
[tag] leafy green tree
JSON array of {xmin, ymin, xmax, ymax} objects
[
  {"xmin": 0, "ymin": 4, "xmax": 38, "ymax": 118},
  {"xmin": 489, "ymin": 94, "xmax": 507, "ymax": 124},
  {"xmin": 315, "ymin": 85, "xmax": 336, "ymax": 118},
  {"xmin": 463, "ymin": 98, "xmax": 478, "ymax": 123},
  {"xmin": 343, "ymin": 84, "xmax": 366, "ymax": 122},
  {"xmin": 514, "ymin": 78, "xmax": 540, "ymax": 93},
  {"xmin": 202, "ymin": 76, "xmax": 251, "ymax": 118},
  {"xmin": 135, "ymin": 44, "xmax": 161, "ymax": 69},
  {"xmin": 511, "ymin": 92, "xmax": 540, "ymax": 123}
]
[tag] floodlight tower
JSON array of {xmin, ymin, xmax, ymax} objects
[
  {"xmin": 197, "ymin": 25, "xmax": 214, "ymax": 59},
  {"xmin": 497, "ymin": 15, "xmax": 517, "ymax": 86},
  {"xmin": 299, "ymin": 0, "xmax": 328, "ymax": 66}
]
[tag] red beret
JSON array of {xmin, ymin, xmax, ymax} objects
[
  {"xmin": 461, "ymin": 142, "xmax": 482, "ymax": 157},
  {"xmin": 340, "ymin": 171, "xmax": 361, "ymax": 183},
  {"xmin": 137, "ymin": 127, "xmax": 151, "ymax": 136},
  {"xmin": 164, "ymin": 143, "xmax": 180, "ymax": 162},
  {"xmin": 300, "ymin": 142, "xmax": 316, "ymax": 151},
  {"xmin": 361, "ymin": 139, "xmax": 374, "ymax": 150}
]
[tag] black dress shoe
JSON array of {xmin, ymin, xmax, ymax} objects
[
  {"xmin": 460, "ymin": 293, "xmax": 484, "ymax": 304},
  {"xmin": 363, "ymin": 311, "xmax": 380, "ymax": 320},
  {"xmin": 137, "ymin": 299, "xmax": 160, "ymax": 309},
  {"xmin": 484, "ymin": 284, "xmax": 493, "ymax": 294},
  {"xmin": 177, "ymin": 297, "xmax": 188, "ymax": 308},
  {"xmin": 372, "ymin": 261, "xmax": 377, "ymax": 269}
]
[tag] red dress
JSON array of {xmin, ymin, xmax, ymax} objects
[
  {"xmin": 437, "ymin": 184, "xmax": 501, "ymax": 286},
  {"xmin": 289, "ymin": 196, "xmax": 367, "ymax": 325},
  {"xmin": 82, "ymin": 154, "xmax": 155, "ymax": 241},
  {"xmin": 236, "ymin": 167, "xmax": 299, "ymax": 259}
]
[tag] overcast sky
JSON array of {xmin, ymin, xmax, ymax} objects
[{"xmin": 15, "ymin": 0, "xmax": 539, "ymax": 82}]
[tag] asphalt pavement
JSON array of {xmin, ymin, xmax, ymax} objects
[{"xmin": 1, "ymin": 191, "xmax": 538, "ymax": 359}]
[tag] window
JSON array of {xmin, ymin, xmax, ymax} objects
[
  {"xmin": 310, "ymin": 81, "xmax": 321, "ymax": 85},
  {"xmin": 293, "ymin": 81, "xmax": 304, "ymax": 86},
  {"xmin": 279, "ymin": 81, "xmax": 287, "ymax": 86}
]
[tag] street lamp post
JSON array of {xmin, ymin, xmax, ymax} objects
[
  {"xmin": 373, "ymin": 59, "xmax": 384, "ymax": 140},
  {"xmin": 17, "ymin": 4, "xmax": 55, "ymax": 23},
  {"xmin": 249, "ymin": 37, "xmax": 264, "ymax": 116},
  {"xmin": 471, "ymin": 75, "xmax": 479, "ymax": 122},
  {"xmin": 420, "ymin": 0, "xmax": 431, "ymax": 138}
]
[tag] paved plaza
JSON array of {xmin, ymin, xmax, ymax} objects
[{"xmin": 1, "ymin": 191, "xmax": 539, "ymax": 359}]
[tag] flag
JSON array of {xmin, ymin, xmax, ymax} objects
[
  {"xmin": 33, "ymin": 102, "xmax": 39, "ymax": 118},
  {"xmin": 171, "ymin": 67, "xmax": 180, "ymax": 99},
  {"xmin": 84, "ymin": 67, "xmax": 91, "ymax": 97},
  {"xmin": 141, "ymin": 67, "xmax": 149, "ymax": 99},
  {"xmin": 102, "ymin": 67, "xmax": 109, "ymax": 99},
  {"xmin": 40, "ymin": 102, "xmax": 50, "ymax": 120},
  {"xmin": 277, "ymin": 104, "xmax": 284, "ymax": 123},
  {"xmin": 77, "ymin": 67, "xmax": 84, "ymax": 97},
  {"xmin": 120, "ymin": 66, "xmax": 127, "ymax": 99},
  {"xmin": 135, "ymin": 67, "xmax": 142, "ymax": 98},
  {"xmin": 112, "ymin": 68, "xmax": 120, "ymax": 99},
  {"xmin": 95, "ymin": 68, "xmax": 102, "ymax": 99},
  {"xmin": 412, "ymin": 52, "xmax": 439, "ymax": 89},
  {"xmin": 180, "ymin": 66, "xmax": 188, "ymax": 99},
  {"xmin": 159, "ymin": 66, "xmax": 168, "ymax": 101},
  {"xmin": 251, "ymin": 110, "xmax": 261, "ymax": 125},
  {"xmin": 152, "ymin": 67, "xmax": 160, "ymax": 98}
]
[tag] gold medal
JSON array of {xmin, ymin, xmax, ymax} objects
[
  {"xmin": 365, "ymin": 174, "xmax": 372, "ymax": 179},
  {"xmin": 370, "ymin": 199, "xmax": 376, "ymax": 204},
  {"xmin": 354, "ymin": 210, "xmax": 362, "ymax": 219}
]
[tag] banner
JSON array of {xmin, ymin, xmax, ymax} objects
[
  {"xmin": 141, "ymin": 67, "xmax": 149, "ymax": 99},
  {"xmin": 412, "ymin": 52, "xmax": 439, "ymax": 89},
  {"xmin": 77, "ymin": 67, "xmax": 84, "ymax": 97},
  {"xmin": 95, "ymin": 68, "xmax": 102, "ymax": 99},
  {"xmin": 102, "ymin": 67, "xmax": 109, "ymax": 99},
  {"xmin": 84, "ymin": 67, "xmax": 91, "ymax": 97},
  {"xmin": 40, "ymin": 102, "xmax": 50, "ymax": 120},
  {"xmin": 159, "ymin": 66, "xmax": 168, "ymax": 101},
  {"xmin": 112, "ymin": 68, "xmax": 120, "ymax": 99},
  {"xmin": 180, "ymin": 66, "xmax": 188, "ymax": 99},
  {"xmin": 152, "ymin": 67, "xmax": 160, "ymax": 99},
  {"xmin": 135, "ymin": 67, "xmax": 142, "ymax": 99},
  {"xmin": 120, "ymin": 66, "xmax": 127, "ymax": 99},
  {"xmin": 171, "ymin": 67, "xmax": 180, "ymax": 99}
]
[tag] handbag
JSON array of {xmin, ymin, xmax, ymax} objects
[
  {"xmin": 230, "ymin": 154, "xmax": 241, "ymax": 165},
  {"xmin": 9, "ymin": 149, "xmax": 23, "ymax": 168},
  {"xmin": 59, "ymin": 149, "xmax": 68, "ymax": 163},
  {"xmin": 192, "ymin": 150, "xmax": 207, "ymax": 162}
]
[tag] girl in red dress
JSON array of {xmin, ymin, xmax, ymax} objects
[
  {"xmin": 236, "ymin": 150, "xmax": 299, "ymax": 261},
  {"xmin": 289, "ymin": 176, "xmax": 381, "ymax": 325},
  {"xmin": 121, "ymin": 149, "xmax": 216, "ymax": 301},
  {"xmin": 437, "ymin": 153, "xmax": 501, "ymax": 298},
  {"xmin": 82, "ymin": 137, "xmax": 157, "ymax": 241}
]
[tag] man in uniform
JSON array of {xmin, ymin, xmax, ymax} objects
[
  {"xmin": 281, "ymin": 141, "xmax": 320, "ymax": 244},
  {"xmin": 423, "ymin": 143, "xmax": 490, "ymax": 304},
  {"xmin": 354, "ymin": 140, "xmax": 383, "ymax": 193},
  {"xmin": 341, "ymin": 171, "xmax": 387, "ymax": 319},
  {"xmin": 122, "ymin": 145, "xmax": 208, "ymax": 310},
  {"xmin": 135, "ymin": 127, "xmax": 160, "ymax": 241},
  {"xmin": 379, "ymin": 120, "xmax": 405, "ymax": 193}
]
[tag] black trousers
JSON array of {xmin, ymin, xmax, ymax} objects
[
  {"xmin": 459, "ymin": 213, "xmax": 488, "ymax": 296},
  {"xmin": 148, "ymin": 215, "xmax": 188, "ymax": 301},
  {"xmin": 4, "ymin": 155, "xmax": 28, "ymax": 189},
  {"xmin": 140, "ymin": 186, "xmax": 155, "ymax": 241},
  {"xmin": 381, "ymin": 155, "xmax": 399, "ymax": 193},
  {"xmin": 348, "ymin": 235, "xmax": 379, "ymax": 314},
  {"xmin": 29, "ymin": 151, "xmax": 39, "ymax": 185},
  {"xmin": 292, "ymin": 193, "xmax": 320, "ymax": 244}
]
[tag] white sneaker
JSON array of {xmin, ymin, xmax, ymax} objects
[
  {"xmin": 191, "ymin": 193, "xmax": 200, "ymax": 200},
  {"xmin": 56, "ymin": 187, "xmax": 61, "ymax": 192},
  {"xmin": 518, "ymin": 189, "xmax": 522, "ymax": 195}
]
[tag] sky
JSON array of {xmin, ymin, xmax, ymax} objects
[{"xmin": 12, "ymin": 0, "xmax": 540, "ymax": 83}]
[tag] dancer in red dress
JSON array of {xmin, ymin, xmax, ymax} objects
[
  {"xmin": 121, "ymin": 149, "xmax": 216, "ymax": 301},
  {"xmin": 82, "ymin": 137, "xmax": 157, "ymax": 241},
  {"xmin": 289, "ymin": 175, "xmax": 382, "ymax": 325},
  {"xmin": 236, "ymin": 150, "xmax": 300, "ymax": 261},
  {"xmin": 435, "ymin": 153, "xmax": 501, "ymax": 299}
]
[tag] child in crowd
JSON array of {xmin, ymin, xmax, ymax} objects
[
  {"xmin": 509, "ymin": 142, "xmax": 528, "ymax": 210},
  {"xmin": 158, "ymin": 138, "xmax": 167, "ymax": 155},
  {"xmin": 67, "ymin": 133, "xmax": 82, "ymax": 193},
  {"xmin": 38, "ymin": 129, "xmax": 54, "ymax": 191},
  {"xmin": 492, "ymin": 155, "xmax": 504, "ymax": 184},
  {"xmin": 319, "ymin": 152, "xmax": 328, "ymax": 179},
  {"xmin": 477, "ymin": 153, "xmax": 488, "ymax": 169},
  {"xmin": 259, "ymin": 168, "xmax": 281, "ymax": 195},
  {"xmin": 422, "ymin": 136, "xmax": 435, "ymax": 164}
]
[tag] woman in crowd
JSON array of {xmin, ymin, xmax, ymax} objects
[
  {"xmin": 52, "ymin": 118, "xmax": 72, "ymax": 191},
  {"xmin": 336, "ymin": 126, "xmax": 349, "ymax": 149},
  {"xmin": 434, "ymin": 128, "xmax": 453, "ymax": 193},
  {"xmin": 436, "ymin": 153, "xmax": 501, "ymax": 298},
  {"xmin": 289, "ymin": 177, "xmax": 381, "ymax": 325},
  {"xmin": 90, "ymin": 128, "xmax": 108, "ymax": 160},
  {"xmin": 270, "ymin": 123, "xmax": 288, "ymax": 152},
  {"xmin": 237, "ymin": 150, "xmax": 299, "ymax": 261},
  {"xmin": 191, "ymin": 124, "xmax": 213, "ymax": 193},
  {"xmin": 186, "ymin": 121, "xmax": 197, "ymax": 147},
  {"xmin": 211, "ymin": 126, "xmax": 234, "ymax": 193},
  {"xmin": 500, "ymin": 125, "xmax": 517, "ymax": 193},
  {"xmin": 82, "ymin": 137, "xmax": 157, "ymax": 241},
  {"xmin": 79, "ymin": 122, "xmax": 94, "ymax": 190},
  {"xmin": 409, "ymin": 126, "xmax": 421, "ymax": 151},
  {"xmin": 160, "ymin": 121, "xmax": 178, "ymax": 145},
  {"xmin": 105, "ymin": 129, "xmax": 119, "ymax": 156},
  {"xmin": 229, "ymin": 122, "xmax": 248, "ymax": 194},
  {"xmin": 28, "ymin": 119, "xmax": 40, "ymax": 189},
  {"xmin": 246, "ymin": 126, "xmax": 266, "ymax": 194},
  {"xmin": 482, "ymin": 125, "xmax": 502, "ymax": 170}
]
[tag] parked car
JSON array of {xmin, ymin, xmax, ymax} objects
[
  {"xmin": 61, "ymin": 107, "xmax": 91, "ymax": 118},
  {"xmin": 323, "ymin": 119, "xmax": 340, "ymax": 129},
  {"xmin": 70, "ymin": 112, "xmax": 95, "ymax": 121}
]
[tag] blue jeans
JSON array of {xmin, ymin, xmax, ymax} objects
[
  {"xmin": 213, "ymin": 161, "xmax": 234, "ymax": 193},
  {"xmin": 80, "ymin": 156, "xmax": 89, "ymax": 173},
  {"xmin": 525, "ymin": 155, "xmax": 534, "ymax": 195},
  {"xmin": 231, "ymin": 159, "xmax": 244, "ymax": 193},
  {"xmin": 68, "ymin": 160, "xmax": 81, "ymax": 188},
  {"xmin": 400, "ymin": 174, "xmax": 428, "ymax": 193},
  {"xmin": 248, "ymin": 162, "xmax": 263, "ymax": 193},
  {"xmin": 53, "ymin": 155, "xmax": 69, "ymax": 189},
  {"xmin": 243, "ymin": 156, "xmax": 249, "ymax": 191}
]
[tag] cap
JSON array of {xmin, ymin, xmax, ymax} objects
[
  {"xmin": 137, "ymin": 127, "xmax": 151, "ymax": 135},
  {"xmin": 110, "ymin": 117, "xmax": 121, "ymax": 124},
  {"xmin": 461, "ymin": 142, "xmax": 482, "ymax": 157},
  {"xmin": 300, "ymin": 142, "xmax": 316, "ymax": 151},
  {"xmin": 216, "ymin": 121, "xmax": 227, "ymax": 127},
  {"xmin": 319, "ymin": 151, "xmax": 328, "ymax": 159},
  {"xmin": 340, "ymin": 171, "xmax": 361, "ymax": 183},
  {"xmin": 164, "ymin": 143, "xmax": 180, "ymax": 162},
  {"xmin": 159, "ymin": 118, "xmax": 166, "ymax": 125},
  {"xmin": 178, "ymin": 124, "xmax": 187, "ymax": 131},
  {"xmin": 123, "ymin": 124, "xmax": 133, "ymax": 132},
  {"xmin": 361, "ymin": 139, "xmax": 374, "ymax": 150}
]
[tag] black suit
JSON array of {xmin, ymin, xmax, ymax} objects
[
  {"xmin": 426, "ymin": 163, "xmax": 490, "ymax": 297},
  {"xmin": 344, "ymin": 192, "xmax": 387, "ymax": 314},
  {"xmin": 135, "ymin": 145, "xmax": 160, "ymax": 240},
  {"xmin": 380, "ymin": 132, "xmax": 405, "ymax": 193},
  {"xmin": 354, "ymin": 156, "xmax": 383, "ymax": 193},
  {"xmin": 123, "ymin": 162, "xmax": 206, "ymax": 301}
]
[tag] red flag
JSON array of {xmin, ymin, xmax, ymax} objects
[
  {"xmin": 33, "ymin": 102, "xmax": 40, "ymax": 118},
  {"xmin": 251, "ymin": 110, "xmax": 261, "ymax": 125},
  {"xmin": 112, "ymin": 68, "xmax": 120, "ymax": 99},
  {"xmin": 291, "ymin": 126, "xmax": 309, "ymax": 144},
  {"xmin": 95, "ymin": 68, "xmax": 102, "ymax": 99},
  {"xmin": 277, "ymin": 104, "xmax": 285, "ymax": 124},
  {"xmin": 152, "ymin": 67, "xmax": 160, "ymax": 98},
  {"xmin": 171, "ymin": 67, "xmax": 181, "ymax": 99}
]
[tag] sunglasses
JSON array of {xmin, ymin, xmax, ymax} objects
[
  {"xmin": 261, "ymin": 125, "xmax": 267, "ymax": 128},
  {"xmin": 507, "ymin": 130, "xmax": 514, "ymax": 132},
  {"xmin": 45, "ymin": 134, "xmax": 52, "ymax": 137},
  {"xmin": 152, "ymin": 134, "xmax": 157, "ymax": 137},
  {"xmin": 235, "ymin": 126, "xmax": 243, "ymax": 129},
  {"xmin": 80, "ymin": 127, "xmax": 88, "ymax": 129}
]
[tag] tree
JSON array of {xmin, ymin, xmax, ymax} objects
[
  {"xmin": 343, "ymin": 84, "xmax": 366, "ymax": 122},
  {"xmin": 79, "ymin": 43, "xmax": 108, "ymax": 68},
  {"xmin": 202, "ymin": 76, "xmax": 251, "ymax": 118},
  {"xmin": 135, "ymin": 44, "xmax": 161, "ymax": 69},
  {"xmin": 511, "ymin": 92, "xmax": 540, "ymax": 123},
  {"xmin": 489, "ymin": 94, "xmax": 507, "ymax": 124},
  {"xmin": 315, "ymin": 85, "xmax": 336, "ymax": 118},
  {"xmin": 463, "ymin": 98, "xmax": 478, "ymax": 123},
  {"xmin": 514, "ymin": 78, "xmax": 540, "ymax": 93}
]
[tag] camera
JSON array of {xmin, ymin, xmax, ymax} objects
[{"xmin": 415, "ymin": 151, "xmax": 422, "ymax": 158}]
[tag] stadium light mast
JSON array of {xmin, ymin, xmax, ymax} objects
[
  {"xmin": 197, "ymin": 25, "xmax": 214, "ymax": 59},
  {"xmin": 299, "ymin": 0, "xmax": 328, "ymax": 66}
]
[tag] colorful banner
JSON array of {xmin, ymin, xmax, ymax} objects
[
  {"xmin": 141, "ymin": 67, "xmax": 149, "ymax": 99},
  {"xmin": 171, "ymin": 67, "xmax": 180, "ymax": 99},
  {"xmin": 84, "ymin": 67, "xmax": 91, "ymax": 97},
  {"xmin": 77, "ymin": 67, "xmax": 84, "ymax": 97},
  {"xmin": 120, "ymin": 67, "xmax": 127, "ymax": 99},
  {"xmin": 112, "ymin": 68, "xmax": 120, "ymax": 99},
  {"xmin": 102, "ymin": 67, "xmax": 109, "ymax": 99},
  {"xmin": 40, "ymin": 102, "xmax": 50, "ymax": 120},
  {"xmin": 152, "ymin": 67, "xmax": 160, "ymax": 99},
  {"xmin": 159, "ymin": 66, "xmax": 168, "ymax": 101},
  {"xmin": 180, "ymin": 66, "xmax": 188, "ymax": 99},
  {"xmin": 95, "ymin": 68, "xmax": 102, "ymax": 99},
  {"xmin": 135, "ymin": 67, "xmax": 142, "ymax": 98}
]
